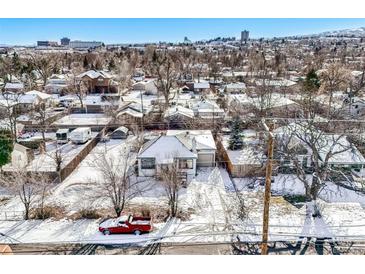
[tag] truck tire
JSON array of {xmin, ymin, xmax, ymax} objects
[
  {"xmin": 103, "ymin": 229, "xmax": 111, "ymax": 235},
  {"xmin": 134, "ymin": 230, "xmax": 141, "ymax": 235}
]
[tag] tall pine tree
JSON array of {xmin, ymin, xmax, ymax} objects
[{"xmin": 228, "ymin": 117, "xmax": 244, "ymax": 150}]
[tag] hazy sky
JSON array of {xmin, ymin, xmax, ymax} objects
[{"xmin": 1, "ymin": 18, "xmax": 365, "ymax": 45}]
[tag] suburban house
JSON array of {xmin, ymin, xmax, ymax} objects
[
  {"xmin": 11, "ymin": 143, "xmax": 34, "ymax": 169},
  {"xmin": 116, "ymin": 101, "xmax": 153, "ymax": 125},
  {"xmin": 342, "ymin": 95, "xmax": 365, "ymax": 117},
  {"xmin": 131, "ymin": 78, "xmax": 158, "ymax": 95},
  {"xmin": 224, "ymin": 82, "xmax": 246, "ymax": 93},
  {"xmin": 164, "ymin": 105, "xmax": 195, "ymax": 128},
  {"xmin": 137, "ymin": 135, "xmax": 198, "ymax": 179},
  {"xmin": 137, "ymin": 130, "xmax": 217, "ymax": 178},
  {"xmin": 193, "ymin": 82, "xmax": 210, "ymax": 93},
  {"xmin": 274, "ymin": 123, "xmax": 365, "ymax": 176},
  {"xmin": 45, "ymin": 74, "xmax": 69, "ymax": 94},
  {"xmin": 4, "ymin": 82, "xmax": 24, "ymax": 93},
  {"xmin": 167, "ymin": 130, "xmax": 217, "ymax": 167},
  {"xmin": 190, "ymin": 99, "xmax": 225, "ymax": 119},
  {"xmin": 76, "ymin": 70, "xmax": 118, "ymax": 93}
]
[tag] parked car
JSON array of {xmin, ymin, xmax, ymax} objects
[
  {"xmin": 98, "ymin": 214, "xmax": 152, "ymax": 235},
  {"xmin": 70, "ymin": 127, "xmax": 91, "ymax": 144}
]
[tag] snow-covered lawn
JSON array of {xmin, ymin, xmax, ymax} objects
[
  {"xmin": 48, "ymin": 137, "xmax": 166, "ymax": 213},
  {"xmin": 230, "ymin": 174, "xmax": 365, "ymax": 206}
]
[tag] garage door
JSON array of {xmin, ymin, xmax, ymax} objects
[{"xmin": 198, "ymin": 153, "xmax": 214, "ymax": 167}]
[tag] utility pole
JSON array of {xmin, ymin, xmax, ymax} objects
[{"xmin": 261, "ymin": 119, "xmax": 275, "ymax": 255}]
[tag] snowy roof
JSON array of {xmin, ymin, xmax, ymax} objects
[
  {"xmin": 113, "ymin": 126, "xmax": 129, "ymax": 134},
  {"xmin": 225, "ymin": 82, "xmax": 246, "ymax": 90},
  {"xmin": 4, "ymin": 82, "xmax": 23, "ymax": 90},
  {"xmin": 194, "ymin": 82, "xmax": 210, "ymax": 89},
  {"xmin": 138, "ymin": 136, "xmax": 197, "ymax": 163},
  {"xmin": 318, "ymin": 135, "xmax": 365, "ymax": 165},
  {"xmin": 166, "ymin": 130, "xmax": 217, "ymax": 150},
  {"xmin": 230, "ymin": 93, "xmax": 298, "ymax": 110},
  {"xmin": 25, "ymin": 90, "xmax": 52, "ymax": 100},
  {"xmin": 255, "ymin": 79, "xmax": 296, "ymax": 87},
  {"xmin": 77, "ymin": 70, "xmax": 112, "ymax": 80},
  {"xmin": 164, "ymin": 106, "xmax": 194, "ymax": 119},
  {"xmin": 18, "ymin": 94, "xmax": 40, "ymax": 104}
]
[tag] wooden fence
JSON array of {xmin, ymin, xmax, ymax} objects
[{"xmin": 59, "ymin": 127, "xmax": 107, "ymax": 182}]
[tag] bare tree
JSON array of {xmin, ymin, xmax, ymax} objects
[
  {"xmin": 0, "ymin": 92, "xmax": 22, "ymax": 142},
  {"xmin": 148, "ymin": 50, "xmax": 180, "ymax": 109},
  {"xmin": 319, "ymin": 63, "xmax": 351, "ymax": 117},
  {"xmin": 276, "ymin": 119, "xmax": 354, "ymax": 204},
  {"xmin": 90, "ymin": 144, "xmax": 147, "ymax": 217},
  {"xmin": 159, "ymin": 159, "xmax": 185, "ymax": 217},
  {"xmin": 27, "ymin": 53, "xmax": 61, "ymax": 87},
  {"xmin": 0, "ymin": 169, "xmax": 49, "ymax": 220},
  {"xmin": 46, "ymin": 143, "xmax": 66, "ymax": 181}
]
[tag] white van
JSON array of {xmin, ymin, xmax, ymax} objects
[
  {"xmin": 70, "ymin": 127, "xmax": 92, "ymax": 144},
  {"xmin": 56, "ymin": 128, "xmax": 70, "ymax": 144}
]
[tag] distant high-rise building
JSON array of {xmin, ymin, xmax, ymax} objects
[
  {"xmin": 184, "ymin": 36, "xmax": 192, "ymax": 44},
  {"xmin": 68, "ymin": 40, "xmax": 103, "ymax": 49},
  {"xmin": 61, "ymin": 37, "xmax": 70, "ymax": 46},
  {"xmin": 241, "ymin": 30, "xmax": 249, "ymax": 44},
  {"xmin": 37, "ymin": 41, "xmax": 58, "ymax": 47}
]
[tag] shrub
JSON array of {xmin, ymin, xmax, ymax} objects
[
  {"xmin": 30, "ymin": 206, "xmax": 65, "ymax": 220},
  {"xmin": 74, "ymin": 209, "xmax": 101, "ymax": 219}
]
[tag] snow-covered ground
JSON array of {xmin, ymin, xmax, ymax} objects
[
  {"xmin": 52, "ymin": 113, "xmax": 111, "ymax": 127},
  {"xmin": 1, "ymin": 167, "xmax": 365, "ymax": 245}
]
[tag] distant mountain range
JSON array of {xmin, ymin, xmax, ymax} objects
[{"xmin": 303, "ymin": 27, "xmax": 365, "ymax": 38}]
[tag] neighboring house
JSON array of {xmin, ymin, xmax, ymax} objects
[
  {"xmin": 116, "ymin": 102, "xmax": 153, "ymax": 124},
  {"xmin": 167, "ymin": 130, "xmax": 217, "ymax": 167},
  {"xmin": 275, "ymin": 123, "xmax": 365, "ymax": 176},
  {"xmin": 4, "ymin": 82, "xmax": 24, "ymax": 93},
  {"xmin": 11, "ymin": 143, "xmax": 34, "ymax": 169},
  {"xmin": 164, "ymin": 105, "xmax": 194, "ymax": 128},
  {"xmin": 76, "ymin": 70, "xmax": 118, "ymax": 93},
  {"xmin": 110, "ymin": 126, "xmax": 129, "ymax": 139},
  {"xmin": 45, "ymin": 74, "xmax": 69, "ymax": 94},
  {"xmin": 193, "ymin": 82, "xmax": 210, "ymax": 93},
  {"xmin": 224, "ymin": 82, "xmax": 246, "ymax": 93},
  {"xmin": 137, "ymin": 135, "xmax": 198, "ymax": 178},
  {"xmin": 343, "ymin": 96, "xmax": 365, "ymax": 117},
  {"xmin": 228, "ymin": 93, "xmax": 302, "ymax": 118},
  {"xmin": 131, "ymin": 78, "xmax": 157, "ymax": 95},
  {"xmin": 190, "ymin": 99, "xmax": 224, "ymax": 119},
  {"xmin": 25, "ymin": 90, "xmax": 53, "ymax": 107},
  {"xmin": 82, "ymin": 95, "xmax": 113, "ymax": 113}
]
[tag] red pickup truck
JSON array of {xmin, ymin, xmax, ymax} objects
[{"xmin": 99, "ymin": 214, "xmax": 152, "ymax": 235}]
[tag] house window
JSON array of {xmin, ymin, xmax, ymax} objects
[
  {"xmin": 141, "ymin": 158, "xmax": 155, "ymax": 169},
  {"xmin": 179, "ymin": 159, "xmax": 193, "ymax": 169}
]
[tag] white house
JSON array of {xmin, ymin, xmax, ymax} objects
[
  {"xmin": 167, "ymin": 130, "xmax": 217, "ymax": 167},
  {"xmin": 137, "ymin": 135, "xmax": 198, "ymax": 178},
  {"xmin": 193, "ymin": 82, "xmax": 210, "ymax": 93},
  {"xmin": 132, "ymin": 78, "xmax": 158, "ymax": 95},
  {"xmin": 190, "ymin": 99, "xmax": 224, "ymax": 119},
  {"xmin": 45, "ymin": 74, "xmax": 68, "ymax": 94},
  {"xmin": 224, "ymin": 82, "xmax": 246, "ymax": 93}
]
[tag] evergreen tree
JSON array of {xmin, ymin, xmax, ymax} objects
[
  {"xmin": 0, "ymin": 130, "xmax": 13, "ymax": 167},
  {"xmin": 83, "ymin": 56, "xmax": 89, "ymax": 69},
  {"xmin": 228, "ymin": 117, "xmax": 244, "ymax": 150},
  {"xmin": 108, "ymin": 58, "xmax": 116, "ymax": 71},
  {"xmin": 303, "ymin": 69, "xmax": 320, "ymax": 92}
]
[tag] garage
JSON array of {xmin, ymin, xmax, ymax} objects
[{"xmin": 197, "ymin": 153, "xmax": 215, "ymax": 167}]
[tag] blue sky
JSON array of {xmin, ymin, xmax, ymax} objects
[{"xmin": 1, "ymin": 18, "xmax": 365, "ymax": 45}]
